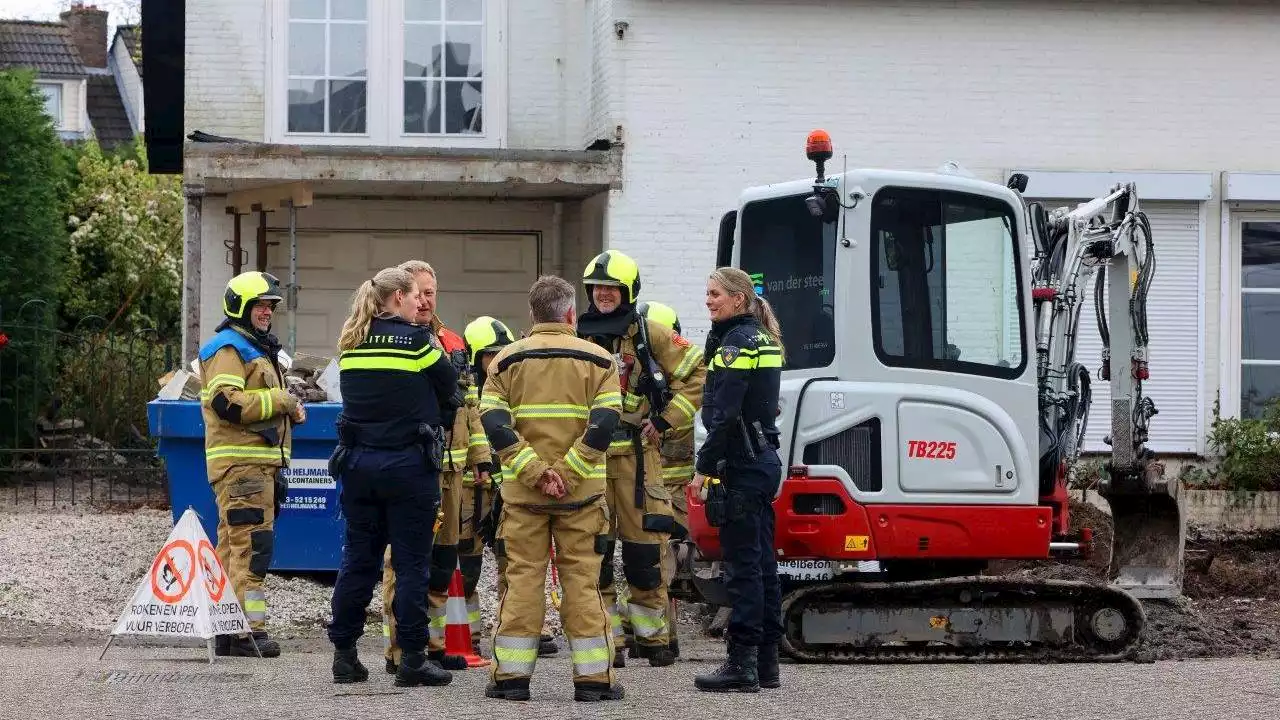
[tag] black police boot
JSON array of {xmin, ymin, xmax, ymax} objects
[
  {"xmin": 670, "ymin": 635, "xmax": 681, "ymax": 659},
  {"xmin": 395, "ymin": 651, "xmax": 453, "ymax": 687},
  {"xmin": 428, "ymin": 648, "xmax": 468, "ymax": 670},
  {"xmin": 637, "ymin": 642, "xmax": 676, "ymax": 668},
  {"xmin": 385, "ymin": 657, "xmax": 398, "ymax": 674},
  {"xmin": 574, "ymin": 681, "xmax": 626, "ymax": 702},
  {"xmin": 227, "ymin": 631, "xmax": 281, "ymax": 658},
  {"xmin": 612, "ymin": 648, "xmax": 626, "ymax": 668},
  {"xmin": 694, "ymin": 642, "xmax": 760, "ymax": 693},
  {"xmin": 757, "ymin": 643, "xmax": 780, "ymax": 689},
  {"xmin": 332, "ymin": 647, "xmax": 369, "ymax": 683},
  {"xmin": 538, "ymin": 633, "xmax": 558, "ymax": 656},
  {"xmin": 485, "ymin": 677, "xmax": 531, "ymax": 701},
  {"xmin": 214, "ymin": 635, "xmax": 230, "ymax": 657}
]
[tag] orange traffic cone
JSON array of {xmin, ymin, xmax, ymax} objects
[{"xmin": 444, "ymin": 565, "xmax": 490, "ymax": 667}]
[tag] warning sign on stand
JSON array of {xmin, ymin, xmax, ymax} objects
[{"xmin": 102, "ymin": 507, "xmax": 253, "ymax": 662}]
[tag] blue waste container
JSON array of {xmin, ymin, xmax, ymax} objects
[{"xmin": 147, "ymin": 399, "xmax": 345, "ymax": 572}]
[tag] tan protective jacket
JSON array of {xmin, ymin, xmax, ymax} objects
[
  {"xmin": 479, "ymin": 323, "xmax": 622, "ymax": 506},
  {"xmin": 198, "ymin": 327, "xmax": 298, "ymax": 483},
  {"xmin": 601, "ymin": 318, "xmax": 706, "ymax": 457}
]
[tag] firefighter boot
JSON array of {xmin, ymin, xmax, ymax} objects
[
  {"xmin": 332, "ymin": 647, "xmax": 369, "ymax": 683},
  {"xmin": 757, "ymin": 643, "xmax": 781, "ymax": 689},
  {"xmin": 574, "ymin": 681, "xmax": 626, "ymax": 702},
  {"xmin": 694, "ymin": 642, "xmax": 760, "ymax": 693},
  {"xmin": 395, "ymin": 651, "xmax": 454, "ymax": 687},
  {"xmin": 227, "ymin": 631, "xmax": 280, "ymax": 658},
  {"xmin": 485, "ymin": 677, "xmax": 532, "ymax": 701}
]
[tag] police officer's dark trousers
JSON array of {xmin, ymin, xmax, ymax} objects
[
  {"xmin": 329, "ymin": 445, "xmax": 440, "ymax": 658},
  {"xmin": 695, "ymin": 451, "xmax": 783, "ymax": 692}
]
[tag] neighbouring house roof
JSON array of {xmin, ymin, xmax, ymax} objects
[
  {"xmin": 116, "ymin": 24, "xmax": 140, "ymax": 75},
  {"xmin": 0, "ymin": 20, "xmax": 85, "ymax": 76},
  {"xmin": 86, "ymin": 73, "xmax": 133, "ymax": 148}
]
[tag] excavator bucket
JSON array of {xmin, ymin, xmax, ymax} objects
[{"xmin": 1100, "ymin": 462, "xmax": 1187, "ymax": 599}]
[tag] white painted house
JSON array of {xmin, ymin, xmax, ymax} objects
[{"xmin": 158, "ymin": 0, "xmax": 1280, "ymax": 458}]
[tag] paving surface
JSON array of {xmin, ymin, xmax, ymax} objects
[{"xmin": 2, "ymin": 632, "xmax": 1279, "ymax": 719}]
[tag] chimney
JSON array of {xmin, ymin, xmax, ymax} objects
[{"xmin": 60, "ymin": 3, "xmax": 109, "ymax": 69}]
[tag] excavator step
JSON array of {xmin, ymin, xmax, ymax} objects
[{"xmin": 780, "ymin": 576, "xmax": 1144, "ymax": 663}]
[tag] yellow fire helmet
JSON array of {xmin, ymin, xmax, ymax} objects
[
  {"xmin": 223, "ymin": 271, "xmax": 284, "ymax": 320},
  {"xmin": 637, "ymin": 300, "xmax": 681, "ymax": 336},
  {"xmin": 582, "ymin": 250, "xmax": 641, "ymax": 305},
  {"xmin": 463, "ymin": 316, "xmax": 516, "ymax": 366}
]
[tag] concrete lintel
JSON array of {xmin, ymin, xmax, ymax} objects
[
  {"xmin": 226, "ymin": 182, "xmax": 314, "ymax": 213},
  {"xmin": 184, "ymin": 142, "xmax": 623, "ymax": 197}
]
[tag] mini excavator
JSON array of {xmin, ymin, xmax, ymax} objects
[{"xmin": 676, "ymin": 130, "xmax": 1186, "ymax": 662}]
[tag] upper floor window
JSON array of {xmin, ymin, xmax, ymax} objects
[
  {"xmin": 287, "ymin": 0, "xmax": 369, "ymax": 134},
  {"xmin": 870, "ymin": 186, "xmax": 1026, "ymax": 379},
  {"xmin": 403, "ymin": 0, "xmax": 484, "ymax": 136},
  {"xmin": 36, "ymin": 82, "xmax": 62, "ymax": 128},
  {"xmin": 269, "ymin": 0, "xmax": 505, "ymax": 147}
]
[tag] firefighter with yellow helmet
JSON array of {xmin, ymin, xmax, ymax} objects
[
  {"xmin": 637, "ymin": 300, "xmax": 695, "ymax": 658},
  {"xmin": 459, "ymin": 316, "xmax": 514, "ymax": 648},
  {"xmin": 577, "ymin": 251, "xmax": 706, "ymax": 668},
  {"xmin": 198, "ymin": 270, "xmax": 306, "ymax": 657}
]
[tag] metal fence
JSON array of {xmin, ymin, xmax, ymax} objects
[{"xmin": 0, "ymin": 299, "xmax": 178, "ymax": 508}]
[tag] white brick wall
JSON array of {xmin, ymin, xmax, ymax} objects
[
  {"xmin": 600, "ymin": 0, "xmax": 1280, "ymax": 446},
  {"xmin": 185, "ymin": 0, "xmax": 267, "ymax": 140}
]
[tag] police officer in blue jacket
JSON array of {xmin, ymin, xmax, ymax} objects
[
  {"xmin": 326, "ymin": 267, "xmax": 460, "ymax": 687},
  {"xmin": 692, "ymin": 267, "xmax": 786, "ymax": 693}
]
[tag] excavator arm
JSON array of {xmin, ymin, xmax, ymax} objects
[{"xmin": 1024, "ymin": 181, "xmax": 1186, "ymax": 599}]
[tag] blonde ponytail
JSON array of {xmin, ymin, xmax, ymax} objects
[
  {"xmin": 337, "ymin": 267, "xmax": 416, "ymax": 352},
  {"xmin": 751, "ymin": 294, "xmax": 786, "ymax": 362},
  {"xmin": 709, "ymin": 267, "xmax": 786, "ymax": 361}
]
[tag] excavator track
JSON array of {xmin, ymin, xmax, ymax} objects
[{"xmin": 779, "ymin": 576, "xmax": 1145, "ymax": 664}]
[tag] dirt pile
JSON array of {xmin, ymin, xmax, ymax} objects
[{"xmin": 988, "ymin": 499, "xmax": 1280, "ymax": 660}]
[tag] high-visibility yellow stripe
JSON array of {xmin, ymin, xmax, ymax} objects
[
  {"xmin": 673, "ymin": 346, "xmax": 701, "ymax": 380},
  {"xmin": 244, "ymin": 599, "xmax": 267, "ymax": 613},
  {"xmin": 342, "ymin": 344, "xmax": 439, "ymax": 358},
  {"xmin": 623, "ymin": 393, "xmax": 644, "ymax": 412},
  {"xmin": 565, "ymin": 446, "xmax": 605, "ymax": 480},
  {"xmin": 338, "ymin": 348, "xmax": 443, "ymax": 373},
  {"xmin": 205, "ymin": 445, "xmax": 290, "ymax": 461},
  {"xmin": 469, "ymin": 433, "xmax": 488, "ymax": 447},
  {"xmin": 205, "ymin": 374, "xmax": 246, "ymax": 391},
  {"xmin": 592, "ymin": 391, "xmax": 622, "ymax": 411},
  {"xmin": 512, "ymin": 403, "xmax": 589, "ymax": 420},
  {"xmin": 509, "ymin": 446, "xmax": 537, "ymax": 476},
  {"xmin": 661, "ymin": 464, "xmax": 694, "ymax": 480},
  {"xmin": 480, "ymin": 395, "xmax": 510, "ymax": 412},
  {"xmin": 670, "ymin": 393, "xmax": 696, "ymax": 420}
]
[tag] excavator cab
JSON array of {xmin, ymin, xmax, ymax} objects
[{"xmin": 687, "ymin": 131, "xmax": 1186, "ymax": 630}]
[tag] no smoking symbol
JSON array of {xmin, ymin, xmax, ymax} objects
[
  {"xmin": 198, "ymin": 540, "xmax": 227, "ymax": 603},
  {"xmin": 149, "ymin": 540, "xmax": 195, "ymax": 604}
]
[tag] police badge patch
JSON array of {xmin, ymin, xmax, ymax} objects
[{"xmin": 719, "ymin": 345, "xmax": 740, "ymax": 366}]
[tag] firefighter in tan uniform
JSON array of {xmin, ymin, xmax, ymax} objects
[
  {"xmin": 576, "ymin": 252, "xmax": 706, "ymax": 668},
  {"xmin": 198, "ymin": 271, "xmax": 306, "ymax": 658},
  {"xmin": 382, "ymin": 260, "xmax": 474, "ymax": 673},
  {"xmin": 457, "ymin": 317, "xmax": 512, "ymax": 650},
  {"xmin": 638, "ymin": 300, "xmax": 695, "ymax": 658},
  {"xmin": 481, "ymin": 276, "xmax": 625, "ymax": 703}
]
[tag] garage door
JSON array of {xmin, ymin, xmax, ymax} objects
[
  {"xmin": 1028, "ymin": 200, "xmax": 1203, "ymax": 454},
  {"xmin": 268, "ymin": 230, "xmax": 540, "ymax": 358}
]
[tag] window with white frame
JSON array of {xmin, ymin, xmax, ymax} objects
[
  {"xmin": 1240, "ymin": 220, "xmax": 1280, "ymax": 419},
  {"xmin": 270, "ymin": 0, "xmax": 503, "ymax": 146},
  {"xmin": 403, "ymin": 0, "xmax": 484, "ymax": 135},
  {"xmin": 36, "ymin": 82, "xmax": 62, "ymax": 127},
  {"xmin": 287, "ymin": 0, "xmax": 369, "ymax": 135}
]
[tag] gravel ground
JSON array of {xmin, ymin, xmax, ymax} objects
[{"xmin": 0, "ymin": 505, "xmax": 634, "ymax": 642}]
